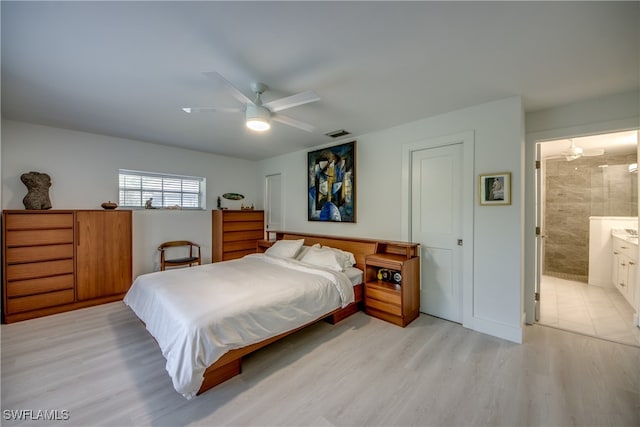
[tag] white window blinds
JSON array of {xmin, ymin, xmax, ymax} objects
[{"xmin": 119, "ymin": 169, "xmax": 205, "ymax": 209}]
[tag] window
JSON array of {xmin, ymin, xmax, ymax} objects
[{"xmin": 119, "ymin": 169, "xmax": 205, "ymax": 209}]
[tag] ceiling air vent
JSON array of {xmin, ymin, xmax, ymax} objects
[{"xmin": 324, "ymin": 129, "xmax": 352, "ymax": 139}]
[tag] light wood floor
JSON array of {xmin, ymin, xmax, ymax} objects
[{"xmin": 2, "ymin": 302, "xmax": 639, "ymax": 426}]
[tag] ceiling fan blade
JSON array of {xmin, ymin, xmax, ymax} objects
[
  {"xmin": 203, "ymin": 71, "xmax": 253, "ymax": 105},
  {"xmin": 263, "ymin": 91, "xmax": 320, "ymax": 112},
  {"xmin": 182, "ymin": 107, "xmax": 243, "ymax": 114},
  {"xmin": 272, "ymin": 114, "xmax": 317, "ymax": 133},
  {"xmin": 583, "ymin": 148, "xmax": 605, "ymax": 157}
]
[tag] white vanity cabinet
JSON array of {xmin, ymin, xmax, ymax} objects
[{"xmin": 612, "ymin": 236, "xmax": 638, "ymax": 308}]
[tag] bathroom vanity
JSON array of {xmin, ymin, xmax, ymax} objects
[
  {"xmin": 611, "ymin": 229, "xmax": 638, "ymax": 310},
  {"xmin": 588, "ymin": 216, "xmax": 638, "ymax": 287}
]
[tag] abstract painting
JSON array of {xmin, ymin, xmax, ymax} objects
[{"xmin": 308, "ymin": 141, "xmax": 356, "ymax": 222}]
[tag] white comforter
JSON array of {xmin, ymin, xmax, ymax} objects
[{"xmin": 124, "ymin": 253, "xmax": 354, "ymax": 399}]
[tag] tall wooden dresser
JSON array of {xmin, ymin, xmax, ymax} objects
[
  {"xmin": 212, "ymin": 210, "xmax": 264, "ymax": 262},
  {"xmin": 2, "ymin": 210, "xmax": 132, "ymax": 323}
]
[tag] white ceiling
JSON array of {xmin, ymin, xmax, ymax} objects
[{"xmin": 2, "ymin": 1, "xmax": 639, "ymax": 161}]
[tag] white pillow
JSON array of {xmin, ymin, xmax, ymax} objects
[
  {"xmin": 264, "ymin": 239, "xmax": 304, "ymax": 259},
  {"xmin": 299, "ymin": 247, "xmax": 343, "ymax": 272},
  {"xmin": 323, "ymin": 246, "xmax": 357, "ymax": 269},
  {"xmin": 295, "ymin": 243, "xmax": 321, "ymax": 260}
]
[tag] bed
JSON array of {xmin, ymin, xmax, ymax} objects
[{"xmin": 124, "ymin": 232, "xmax": 377, "ymax": 398}]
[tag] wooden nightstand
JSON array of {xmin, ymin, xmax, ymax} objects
[
  {"xmin": 256, "ymin": 239, "xmax": 276, "ymax": 253},
  {"xmin": 364, "ymin": 245, "xmax": 419, "ymax": 327}
]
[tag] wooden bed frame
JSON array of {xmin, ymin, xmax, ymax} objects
[{"xmin": 196, "ymin": 232, "xmax": 379, "ymax": 395}]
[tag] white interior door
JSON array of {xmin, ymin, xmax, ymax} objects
[
  {"xmin": 411, "ymin": 143, "xmax": 463, "ymax": 323},
  {"xmin": 265, "ymin": 173, "xmax": 283, "ymax": 239}
]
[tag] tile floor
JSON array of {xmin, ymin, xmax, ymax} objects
[{"xmin": 539, "ymin": 275, "xmax": 640, "ymax": 347}]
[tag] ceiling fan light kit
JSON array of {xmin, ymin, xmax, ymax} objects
[
  {"xmin": 184, "ymin": 71, "xmax": 320, "ymax": 134},
  {"xmin": 245, "ymin": 104, "xmax": 271, "ymax": 131},
  {"xmin": 563, "ymin": 139, "xmax": 584, "ymax": 161}
]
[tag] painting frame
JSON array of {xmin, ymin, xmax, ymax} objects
[
  {"xmin": 307, "ymin": 140, "xmax": 356, "ymax": 222},
  {"xmin": 479, "ymin": 172, "xmax": 511, "ymax": 206}
]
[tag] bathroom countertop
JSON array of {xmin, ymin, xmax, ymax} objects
[{"xmin": 612, "ymin": 229, "xmax": 639, "ymax": 245}]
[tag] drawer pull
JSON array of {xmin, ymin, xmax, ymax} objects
[
  {"xmin": 620, "ymin": 282, "xmax": 626, "ymax": 287},
  {"xmin": 629, "ymin": 261, "xmax": 635, "ymax": 266},
  {"xmin": 614, "ymin": 251, "xmax": 619, "ymax": 255}
]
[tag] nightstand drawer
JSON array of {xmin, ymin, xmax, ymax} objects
[
  {"xmin": 365, "ymin": 297, "xmax": 402, "ymax": 316},
  {"xmin": 365, "ymin": 285, "xmax": 401, "ymax": 305},
  {"xmin": 365, "ymin": 254, "xmax": 406, "ymax": 270}
]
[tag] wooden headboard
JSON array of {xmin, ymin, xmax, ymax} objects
[{"xmin": 276, "ymin": 232, "xmax": 379, "ymax": 271}]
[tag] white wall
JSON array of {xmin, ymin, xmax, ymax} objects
[
  {"xmin": 523, "ymin": 90, "xmax": 640, "ymax": 324},
  {"xmin": 1, "ymin": 119, "xmax": 262, "ymax": 277},
  {"xmin": 259, "ymin": 96, "xmax": 525, "ymax": 343},
  {"xmin": 526, "ymin": 91, "xmax": 640, "ymax": 135}
]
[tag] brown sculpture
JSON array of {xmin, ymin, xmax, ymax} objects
[{"xmin": 21, "ymin": 171, "xmax": 52, "ymax": 210}]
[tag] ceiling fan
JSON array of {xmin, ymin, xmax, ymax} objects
[
  {"xmin": 560, "ymin": 139, "xmax": 605, "ymax": 161},
  {"xmin": 182, "ymin": 72, "xmax": 320, "ymax": 133}
]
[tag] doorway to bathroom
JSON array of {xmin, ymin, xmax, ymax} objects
[{"xmin": 536, "ymin": 130, "xmax": 640, "ymax": 347}]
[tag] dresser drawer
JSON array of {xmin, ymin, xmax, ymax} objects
[
  {"xmin": 223, "ymin": 230, "xmax": 264, "ymax": 242},
  {"xmin": 223, "ymin": 239, "xmax": 260, "ymax": 252},
  {"xmin": 365, "ymin": 297, "xmax": 402, "ymax": 316},
  {"xmin": 223, "ymin": 211, "xmax": 264, "ymax": 222},
  {"xmin": 6, "ymin": 259, "xmax": 74, "ymax": 281},
  {"xmin": 222, "ymin": 249, "xmax": 257, "ymax": 261},
  {"xmin": 6, "ymin": 289, "xmax": 75, "ymax": 314},
  {"xmin": 5, "ymin": 213, "xmax": 74, "ymax": 230},
  {"xmin": 5, "ymin": 244, "xmax": 74, "ymax": 264},
  {"xmin": 5, "ymin": 229, "xmax": 74, "ymax": 247},
  {"xmin": 365, "ymin": 285, "xmax": 401, "ymax": 305},
  {"xmin": 7, "ymin": 274, "xmax": 74, "ymax": 297},
  {"xmin": 222, "ymin": 221, "xmax": 264, "ymax": 232}
]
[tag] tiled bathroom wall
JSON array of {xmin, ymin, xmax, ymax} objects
[{"xmin": 544, "ymin": 152, "xmax": 637, "ymax": 281}]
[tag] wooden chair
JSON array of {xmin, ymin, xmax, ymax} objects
[{"xmin": 158, "ymin": 241, "xmax": 201, "ymax": 271}]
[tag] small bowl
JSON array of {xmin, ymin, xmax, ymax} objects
[{"xmin": 101, "ymin": 201, "xmax": 118, "ymax": 210}]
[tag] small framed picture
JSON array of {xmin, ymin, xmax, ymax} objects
[{"xmin": 479, "ymin": 172, "xmax": 511, "ymax": 206}]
